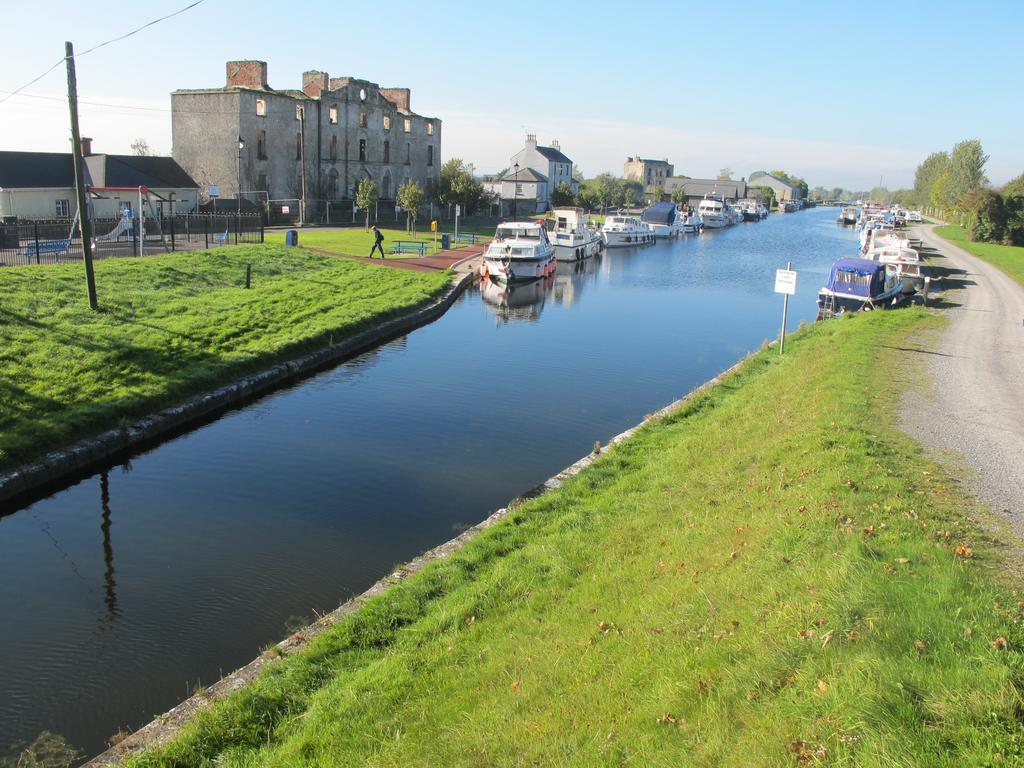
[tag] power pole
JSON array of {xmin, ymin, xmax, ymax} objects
[
  {"xmin": 297, "ymin": 104, "xmax": 307, "ymax": 226},
  {"xmin": 65, "ymin": 41, "xmax": 98, "ymax": 309}
]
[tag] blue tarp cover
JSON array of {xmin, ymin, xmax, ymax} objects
[
  {"xmin": 828, "ymin": 257, "xmax": 883, "ymax": 298},
  {"xmin": 641, "ymin": 202, "xmax": 676, "ymax": 226}
]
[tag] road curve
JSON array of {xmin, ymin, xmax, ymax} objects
[{"xmin": 901, "ymin": 225, "xmax": 1024, "ymax": 531}]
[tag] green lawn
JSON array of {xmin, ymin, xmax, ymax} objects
[
  {"xmin": 934, "ymin": 224, "xmax": 1024, "ymax": 287},
  {"xmin": 265, "ymin": 226, "xmax": 491, "ymax": 257},
  {"xmin": 126, "ymin": 309, "xmax": 1024, "ymax": 768},
  {"xmin": 0, "ymin": 245, "xmax": 450, "ymax": 469}
]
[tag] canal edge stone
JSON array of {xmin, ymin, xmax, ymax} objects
[
  {"xmin": 0, "ymin": 272, "xmax": 475, "ymax": 509},
  {"xmin": 79, "ymin": 346, "xmax": 756, "ymax": 767}
]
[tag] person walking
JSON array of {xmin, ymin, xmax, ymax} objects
[{"xmin": 369, "ymin": 225, "xmax": 386, "ymax": 259}]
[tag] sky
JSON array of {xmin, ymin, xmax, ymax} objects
[{"xmin": 1, "ymin": 0, "xmax": 1022, "ymax": 191}]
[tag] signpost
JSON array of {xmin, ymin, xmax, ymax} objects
[
  {"xmin": 455, "ymin": 204, "xmax": 461, "ymax": 243},
  {"xmin": 431, "ymin": 219, "xmax": 438, "ymax": 252},
  {"xmin": 774, "ymin": 262, "xmax": 797, "ymax": 355}
]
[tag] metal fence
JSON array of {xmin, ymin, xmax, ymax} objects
[{"xmin": 0, "ymin": 213, "xmax": 264, "ymax": 267}]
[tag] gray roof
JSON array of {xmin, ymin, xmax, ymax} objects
[
  {"xmin": 84, "ymin": 154, "xmax": 199, "ymax": 189},
  {"xmin": 748, "ymin": 173, "xmax": 797, "ymax": 193},
  {"xmin": 0, "ymin": 151, "xmax": 76, "ymax": 188},
  {"xmin": 535, "ymin": 145, "xmax": 571, "ymax": 164},
  {"xmin": 663, "ymin": 178, "xmax": 747, "ymax": 199},
  {"xmin": 0, "ymin": 151, "xmax": 197, "ymax": 190},
  {"xmin": 503, "ymin": 167, "xmax": 547, "ymax": 183}
]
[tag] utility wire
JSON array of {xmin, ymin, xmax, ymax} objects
[{"xmin": 0, "ymin": 0, "xmax": 208, "ymax": 105}]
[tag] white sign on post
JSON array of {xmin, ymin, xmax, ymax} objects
[
  {"xmin": 775, "ymin": 268, "xmax": 797, "ymax": 295},
  {"xmin": 281, "ymin": 205, "xmax": 290, "ymax": 214}
]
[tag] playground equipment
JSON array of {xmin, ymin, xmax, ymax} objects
[
  {"xmin": 16, "ymin": 208, "xmax": 79, "ymax": 261},
  {"xmin": 87, "ymin": 186, "xmax": 170, "ymax": 255}
]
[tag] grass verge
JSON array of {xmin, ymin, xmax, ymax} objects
[
  {"xmin": 0, "ymin": 245, "xmax": 450, "ymax": 469},
  {"xmin": 126, "ymin": 308, "xmax": 1024, "ymax": 767},
  {"xmin": 265, "ymin": 226, "xmax": 489, "ymax": 256},
  {"xmin": 933, "ymin": 224, "xmax": 1024, "ymax": 287}
]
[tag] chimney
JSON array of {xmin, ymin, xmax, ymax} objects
[
  {"xmin": 551, "ymin": 139, "xmax": 559, "ymax": 149},
  {"xmin": 226, "ymin": 60, "xmax": 268, "ymax": 90},
  {"xmin": 526, "ymin": 133, "xmax": 537, "ymax": 147},
  {"xmin": 380, "ymin": 87, "xmax": 411, "ymax": 112},
  {"xmin": 302, "ymin": 70, "xmax": 329, "ymax": 98},
  {"xmin": 80, "ymin": 137, "xmax": 93, "ymax": 157}
]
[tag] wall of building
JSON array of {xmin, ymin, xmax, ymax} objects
[
  {"xmin": 1, "ymin": 187, "xmax": 199, "ymax": 220},
  {"xmin": 172, "ymin": 64, "xmax": 442, "ymax": 214}
]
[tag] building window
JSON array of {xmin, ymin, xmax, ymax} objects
[
  {"xmin": 383, "ymin": 115, "xmax": 391, "ymax": 131},
  {"xmin": 257, "ymin": 130, "xmax": 267, "ymax": 160},
  {"xmin": 403, "ymin": 117, "xmax": 411, "ymax": 133},
  {"xmin": 516, "ymin": 183, "xmax": 523, "ymax": 195},
  {"xmin": 405, "ymin": 142, "xmax": 410, "ymax": 164},
  {"xmin": 55, "ymin": 199, "xmax": 70, "ymax": 217},
  {"xmin": 383, "ymin": 140, "xmax": 390, "ymax": 163},
  {"xmin": 359, "ymin": 138, "xmax": 366, "ymax": 162},
  {"xmin": 257, "ymin": 173, "xmax": 267, "ymax": 191},
  {"xmin": 330, "ymin": 135, "xmax": 338, "ymax": 162},
  {"xmin": 427, "ymin": 145, "xmax": 433, "ymax": 167},
  {"xmin": 359, "ymin": 111, "xmax": 367, "ymax": 128},
  {"xmin": 296, "ymin": 132, "xmax": 302, "ymax": 161},
  {"xmin": 329, "ymin": 105, "xmax": 338, "ymax": 124},
  {"xmin": 256, "ymin": 98, "xmax": 266, "ymax": 116},
  {"xmin": 427, "ymin": 121, "xmax": 434, "ymax": 136}
]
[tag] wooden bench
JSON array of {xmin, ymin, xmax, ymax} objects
[
  {"xmin": 390, "ymin": 240, "xmax": 428, "ymax": 256},
  {"xmin": 17, "ymin": 239, "xmax": 71, "ymax": 259}
]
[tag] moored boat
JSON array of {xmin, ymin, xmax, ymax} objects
[
  {"xmin": 816, "ymin": 257, "xmax": 909, "ymax": 316},
  {"xmin": 641, "ymin": 202, "xmax": 683, "ymax": 238},
  {"xmin": 483, "ymin": 221, "xmax": 557, "ymax": 283},
  {"xmin": 697, "ymin": 196, "xmax": 728, "ymax": 229},
  {"xmin": 838, "ymin": 206, "xmax": 858, "ymax": 225},
  {"xmin": 547, "ymin": 207, "xmax": 604, "ymax": 261},
  {"xmin": 601, "ymin": 215, "xmax": 655, "ymax": 247}
]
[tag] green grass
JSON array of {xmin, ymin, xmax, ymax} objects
[
  {"xmin": 265, "ymin": 226, "xmax": 490, "ymax": 257},
  {"xmin": 933, "ymin": 224, "xmax": 1024, "ymax": 287},
  {"xmin": 126, "ymin": 309, "xmax": 1024, "ymax": 767},
  {"xmin": 0, "ymin": 245, "xmax": 450, "ymax": 469}
]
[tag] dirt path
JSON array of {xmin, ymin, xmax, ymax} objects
[{"xmin": 901, "ymin": 225, "xmax": 1024, "ymax": 532}]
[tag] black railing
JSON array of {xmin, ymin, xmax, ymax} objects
[{"xmin": 0, "ymin": 213, "xmax": 265, "ymax": 267}]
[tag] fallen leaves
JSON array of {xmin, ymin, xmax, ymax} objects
[
  {"xmin": 914, "ymin": 640, "xmax": 926, "ymax": 653},
  {"xmin": 954, "ymin": 543, "xmax": 973, "ymax": 560},
  {"xmin": 991, "ymin": 636, "xmax": 1009, "ymax": 651},
  {"xmin": 789, "ymin": 739, "xmax": 828, "ymax": 765}
]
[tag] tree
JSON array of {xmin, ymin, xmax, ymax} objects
[
  {"xmin": 396, "ymin": 180, "xmax": 425, "ymax": 233},
  {"xmin": 756, "ymin": 186, "xmax": 776, "ymax": 209},
  {"xmin": 947, "ymin": 139, "xmax": 989, "ymax": 214},
  {"xmin": 355, "ymin": 178, "xmax": 377, "ymax": 231},
  {"xmin": 619, "ymin": 180, "xmax": 644, "ymax": 209},
  {"xmin": 913, "ymin": 151, "xmax": 949, "ymax": 209},
  {"xmin": 550, "ymin": 181, "xmax": 575, "ymax": 207},
  {"xmin": 130, "ymin": 138, "xmax": 152, "ymax": 156},
  {"xmin": 717, "ymin": 168, "xmax": 733, "ymax": 180},
  {"xmin": 670, "ymin": 186, "xmax": 688, "ymax": 206}
]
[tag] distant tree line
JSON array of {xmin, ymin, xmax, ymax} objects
[{"xmin": 911, "ymin": 139, "xmax": 1022, "ymax": 245}]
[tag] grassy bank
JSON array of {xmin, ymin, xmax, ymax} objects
[
  {"xmin": 126, "ymin": 309, "xmax": 1023, "ymax": 767},
  {"xmin": 934, "ymin": 224, "xmax": 1024, "ymax": 287},
  {"xmin": 0, "ymin": 245, "xmax": 450, "ymax": 470},
  {"xmin": 265, "ymin": 226, "xmax": 490, "ymax": 256}
]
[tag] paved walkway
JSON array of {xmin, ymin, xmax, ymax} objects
[
  {"xmin": 307, "ymin": 243, "xmax": 486, "ymax": 275},
  {"xmin": 900, "ymin": 225, "xmax": 1024, "ymax": 533}
]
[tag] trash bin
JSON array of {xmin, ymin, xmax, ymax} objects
[
  {"xmin": 440, "ymin": 233, "xmax": 451, "ymax": 250},
  {"xmin": 285, "ymin": 229, "xmax": 298, "ymax": 246}
]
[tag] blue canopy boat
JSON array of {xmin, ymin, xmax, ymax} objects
[
  {"xmin": 816, "ymin": 257, "xmax": 907, "ymax": 316},
  {"xmin": 641, "ymin": 202, "xmax": 679, "ymax": 238}
]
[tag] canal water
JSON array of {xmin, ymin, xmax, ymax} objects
[{"xmin": 0, "ymin": 207, "xmax": 858, "ymax": 759}]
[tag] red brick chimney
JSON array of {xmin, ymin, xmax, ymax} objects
[
  {"xmin": 226, "ymin": 60, "xmax": 268, "ymax": 89},
  {"xmin": 80, "ymin": 137, "xmax": 93, "ymax": 156},
  {"xmin": 302, "ymin": 70, "xmax": 329, "ymax": 98},
  {"xmin": 380, "ymin": 87, "xmax": 410, "ymax": 112}
]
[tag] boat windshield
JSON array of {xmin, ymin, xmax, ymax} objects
[{"xmin": 495, "ymin": 227, "xmax": 539, "ymax": 240}]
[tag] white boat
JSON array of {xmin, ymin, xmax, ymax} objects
[
  {"xmin": 838, "ymin": 206, "xmax": 858, "ymax": 225},
  {"xmin": 483, "ymin": 221, "xmax": 557, "ymax": 283},
  {"xmin": 546, "ymin": 207, "xmax": 604, "ymax": 261},
  {"xmin": 601, "ymin": 215, "xmax": 655, "ymax": 247},
  {"xmin": 697, "ymin": 197, "xmax": 728, "ymax": 229},
  {"xmin": 681, "ymin": 211, "xmax": 703, "ymax": 233},
  {"xmin": 641, "ymin": 202, "xmax": 683, "ymax": 238}
]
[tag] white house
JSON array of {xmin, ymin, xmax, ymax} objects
[
  {"xmin": 509, "ymin": 134, "xmax": 576, "ymax": 212},
  {"xmin": 0, "ymin": 141, "xmax": 199, "ymax": 221},
  {"xmin": 482, "ymin": 167, "xmax": 548, "ymax": 217}
]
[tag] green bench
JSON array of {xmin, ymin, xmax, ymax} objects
[{"xmin": 390, "ymin": 240, "xmax": 428, "ymax": 256}]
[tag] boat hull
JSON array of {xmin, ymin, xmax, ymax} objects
[
  {"xmin": 551, "ymin": 234, "xmax": 603, "ymax": 261},
  {"xmin": 700, "ymin": 215, "xmax": 727, "ymax": 229},
  {"xmin": 603, "ymin": 230, "xmax": 655, "ymax": 248},
  {"xmin": 484, "ymin": 254, "xmax": 556, "ymax": 283},
  {"xmin": 816, "ymin": 287, "xmax": 908, "ymax": 314}
]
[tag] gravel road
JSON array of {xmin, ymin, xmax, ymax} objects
[{"xmin": 901, "ymin": 225, "xmax": 1024, "ymax": 531}]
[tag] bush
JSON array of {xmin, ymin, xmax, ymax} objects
[{"xmin": 964, "ymin": 188, "xmax": 1006, "ymax": 243}]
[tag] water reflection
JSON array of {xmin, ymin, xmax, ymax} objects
[
  {"xmin": 480, "ymin": 274, "xmax": 554, "ymax": 323},
  {"xmin": 99, "ymin": 472, "xmax": 119, "ymax": 623}
]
